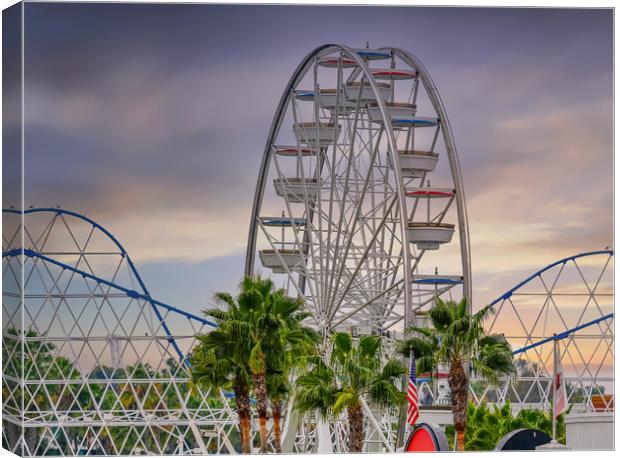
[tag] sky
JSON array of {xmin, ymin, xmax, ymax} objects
[{"xmin": 18, "ymin": 4, "xmax": 613, "ymax": 319}]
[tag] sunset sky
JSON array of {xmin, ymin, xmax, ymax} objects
[{"xmin": 19, "ymin": 4, "xmax": 612, "ymax": 316}]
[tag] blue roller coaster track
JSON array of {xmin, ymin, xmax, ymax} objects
[
  {"xmin": 2, "ymin": 207, "xmax": 215, "ymax": 367},
  {"xmin": 2, "ymin": 207, "xmax": 613, "ymax": 362}
]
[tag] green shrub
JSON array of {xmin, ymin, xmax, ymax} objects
[{"xmin": 444, "ymin": 401, "xmax": 568, "ymax": 450}]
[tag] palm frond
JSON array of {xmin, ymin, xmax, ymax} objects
[
  {"xmin": 381, "ymin": 358, "xmax": 407, "ymax": 379},
  {"xmin": 404, "ymin": 326, "xmax": 434, "ymax": 337},
  {"xmin": 357, "ymin": 334, "xmax": 382, "ymax": 359},
  {"xmin": 332, "ymin": 389, "xmax": 357, "ymax": 416},
  {"xmin": 429, "ymin": 298, "xmax": 453, "ymax": 329},
  {"xmin": 213, "ymin": 292, "xmax": 235, "ymax": 308},
  {"xmin": 397, "ymin": 336, "xmax": 435, "ymax": 358},
  {"xmin": 332, "ymin": 332, "xmax": 353, "ymax": 354},
  {"xmin": 415, "ymin": 355, "xmax": 438, "ymax": 375},
  {"xmin": 202, "ymin": 308, "xmax": 230, "ymax": 322}
]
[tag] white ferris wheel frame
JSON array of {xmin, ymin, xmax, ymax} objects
[{"xmin": 244, "ymin": 44, "xmax": 472, "ymax": 331}]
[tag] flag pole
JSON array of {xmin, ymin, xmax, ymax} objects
[
  {"xmin": 407, "ymin": 351, "xmax": 413, "ymax": 438},
  {"xmin": 552, "ymin": 333, "xmax": 557, "ymax": 442}
]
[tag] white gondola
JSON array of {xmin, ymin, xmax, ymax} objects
[
  {"xmin": 274, "ymin": 178, "xmax": 319, "ymax": 203},
  {"xmin": 407, "ymin": 222, "xmax": 455, "ymax": 250},
  {"xmin": 368, "ymin": 102, "xmax": 417, "ymax": 123},
  {"xmin": 344, "ymin": 82, "xmax": 391, "ymax": 103},
  {"xmin": 353, "ymin": 48, "xmax": 392, "ymax": 60},
  {"xmin": 412, "ymin": 274, "xmax": 463, "ymax": 285},
  {"xmin": 406, "ymin": 187, "xmax": 455, "ymax": 199},
  {"xmin": 293, "ymin": 122, "xmax": 341, "ymax": 147},
  {"xmin": 396, "ymin": 150, "xmax": 439, "ymax": 178},
  {"xmin": 370, "ymin": 68, "xmax": 417, "ymax": 80},
  {"xmin": 318, "ymin": 89, "xmax": 358, "ymax": 112},
  {"xmin": 295, "ymin": 90, "xmax": 358, "ymax": 113},
  {"xmin": 259, "ymin": 249, "xmax": 305, "ymax": 273},
  {"xmin": 294, "ymin": 90, "xmax": 315, "ymax": 102},
  {"xmin": 368, "ymin": 104, "xmax": 437, "ymax": 129},
  {"xmin": 318, "ymin": 56, "xmax": 358, "ymax": 68},
  {"xmin": 273, "ymin": 145, "xmax": 320, "ymax": 157},
  {"xmin": 391, "ymin": 116, "xmax": 438, "ymax": 129},
  {"xmin": 260, "ymin": 216, "xmax": 307, "ymax": 227}
]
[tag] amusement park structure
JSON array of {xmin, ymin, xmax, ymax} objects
[
  {"xmin": 2, "ymin": 45, "xmax": 614, "ymax": 455},
  {"xmin": 245, "ymin": 44, "xmax": 471, "ymax": 335}
]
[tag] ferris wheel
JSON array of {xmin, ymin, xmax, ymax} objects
[{"xmin": 245, "ymin": 44, "xmax": 471, "ymax": 335}]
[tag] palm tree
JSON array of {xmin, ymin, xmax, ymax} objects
[
  {"xmin": 213, "ymin": 277, "xmax": 317, "ymax": 453},
  {"xmin": 193, "ymin": 276, "xmax": 316, "ymax": 453},
  {"xmin": 399, "ymin": 298, "xmax": 514, "ymax": 451},
  {"xmin": 295, "ymin": 333, "xmax": 406, "ymax": 452},
  {"xmin": 266, "ymin": 372, "xmax": 289, "ymax": 453},
  {"xmin": 191, "ymin": 303, "xmax": 254, "ymax": 453},
  {"xmin": 265, "ymin": 303, "xmax": 318, "ymax": 454}
]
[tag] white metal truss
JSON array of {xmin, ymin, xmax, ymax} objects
[
  {"xmin": 481, "ymin": 251, "xmax": 614, "ymax": 413},
  {"xmin": 409, "ymin": 251, "xmax": 614, "ymax": 415},
  {"xmin": 2, "ymin": 209, "xmax": 243, "ymax": 456}
]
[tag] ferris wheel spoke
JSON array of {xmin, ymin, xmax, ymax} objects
[
  {"xmin": 324, "ymin": 123, "xmax": 386, "ymax": 309},
  {"xmin": 332, "ymin": 254, "xmax": 405, "ymax": 312},
  {"xmin": 331, "ymin": 282, "xmax": 405, "ymax": 328},
  {"xmin": 381, "ymin": 248, "xmax": 433, "ymax": 314},
  {"xmin": 354, "ymin": 200, "xmax": 402, "ymax": 286},
  {"xmin": 328, "ymin": 196, "xmax": 398, "ymax": 315},
  {"xmin": 321, "ymin": 62, "xmax": 348, "ymax": 311},
  {"xmin": 346, "ymin": 266, "xmax": 402, "ymax": 310},
  {"xmin": 320, "ymin": 154, "xmax": 364, "ymax": 311},
  {"xmin": 311, "ymin": 59, "xmax": 334, "ymax": 316}
]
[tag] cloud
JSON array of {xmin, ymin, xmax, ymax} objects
[
  {"xmin": 22, "ymin": 51, "xmax": 302, "ymax": 262},
  {"xmin": 19, "ymin": 4, "xmax": 612, "ymax": 299}
]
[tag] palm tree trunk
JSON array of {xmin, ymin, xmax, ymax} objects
[
  {"xmin": 272, "ymin": 400, "xmax": 283, "ymax": 453},
  {"xmin": 240, "ymin": 415, "xmax": 252, "ymax": 454},
  {"xmin": 233, "ymin": 377, "xmax": 252, "ymax": 454},
  {"xmin": 347, "ymin": 402, "xmax": 365, "ymax": 452},
  {"xmin": 448, "ymin": 360, "xmax": 468, "ymax": 451},
  {"xmin": 252, "ymin": 370, "xmax": 270, "ymax": 453}
]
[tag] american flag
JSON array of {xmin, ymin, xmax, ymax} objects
[{"xmin": 407, "ymin": 354, "xmax": 419, "ymax": 426}]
